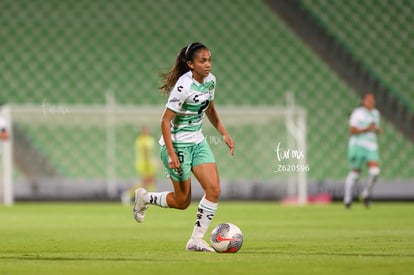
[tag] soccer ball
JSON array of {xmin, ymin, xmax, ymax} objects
[{"xmin": 210, "ymin": 223, "xmax": 243, "ymax": 253}]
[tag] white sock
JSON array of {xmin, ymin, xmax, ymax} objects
[
  {"xmin": 190, "ymin": 196, "xmax": 217, "ymax": 240},
  {"xmin": 344, "ymin": 171, "xmax": 359, "ymax": 204},
  {"xmin": 144, "ymin": 191, "xmax": 170, "ymax": 208},
  {"xmin": 361, "ymin": 167, "xmax": 380, "ymax": 198}
]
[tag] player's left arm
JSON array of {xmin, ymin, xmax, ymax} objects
[{"xmin": 205, "ymin": 100, "xmax": 234, "ymax": 156}]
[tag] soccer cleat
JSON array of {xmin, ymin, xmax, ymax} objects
[
  {"xmin": 186, "ymin": 238, "xmax": 215, "ymax": 252},
  {"xmin": 133, "ymin": 188, "xmax": 148, "ymax": 223},
  {"xmin": 345, "ymin": 203, "xmax": 351, "ymax": 209}
]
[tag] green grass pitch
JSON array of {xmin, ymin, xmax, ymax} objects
[{"xmin": 1, "ymin": 202, "xmax": 413, "ymax": 274}]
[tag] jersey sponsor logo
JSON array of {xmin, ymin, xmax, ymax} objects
[
  {"xmin": 169, "ymin": 97, "xmax": 180, "ymax": 103},
  {"xmin": 190, "ymin": 93, "xmax": 210, "ymax": 103}
]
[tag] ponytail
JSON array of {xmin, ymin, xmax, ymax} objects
[{"xmin": 160, "ymin": 42, "xmax": 207, "ymax": 94}]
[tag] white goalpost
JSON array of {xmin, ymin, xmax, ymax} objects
[
  {"xmin": 2, "ymin": 94, "xmax": 307, "ymax": 204},
  {"xmin": 285, "ymin": 92, "xmax": 307, "ymax": 205}
]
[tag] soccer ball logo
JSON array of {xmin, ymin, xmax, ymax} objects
[{"xmin": 210, "ymin": 223, "xmax": 243, "ymax": 253}]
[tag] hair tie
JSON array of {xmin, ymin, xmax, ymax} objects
[{"xmin": 184, "ymin": 43, "xmax": 193, "ymax": 60}]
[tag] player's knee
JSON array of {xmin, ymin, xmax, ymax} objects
[
  {"xmin": 214, "ymin": 185, "xmax": 221, "ymax": 197},
  {"xmin": 206, "ymin": 185, "xmax": 221, "ymax": 201},
  {"xmin": 369, "ymin": 166, "xmax": 380, "ymax": 176}
]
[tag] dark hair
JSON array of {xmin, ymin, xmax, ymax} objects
[
  {"xmin": 362, "ymin": 91, "xmax": 376, "ymax": 99},
  {"xmin": 159, "ymin": 42, "xmax": 208, "ymax": 94}
]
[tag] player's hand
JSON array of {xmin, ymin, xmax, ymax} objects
[
  {"xmin": 168, "ymin": 153, "xmax": 180, "ymax": 169},
  {"xmin": 224, "ymin": 135, "xmax": 235, "ymax": 156},
  {"xmin": 365, "ymin": 123, "xmax": 379, "ymax": 133},
  {"xmin": 366, "ymin": 123, "xmax": 381, "ymax": 134},
  {"xmin": 366, "ymin": 124, "xmax": 376, "ymax": 132}
]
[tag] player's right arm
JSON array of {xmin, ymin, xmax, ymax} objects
[
  {"xmin": 348, "ymin": 109, "xmax": 381, "ymax": 135},
  {"xmin": 160, "ymin": 108, "xmax": 180, "ymax": 169},
  {"xmin": 349, "ymin": 124, "xmax": 378, "ymax": 135},
  {"xmin": 160, "ymin": 77, "xmax": 190, "ymax": 169}
]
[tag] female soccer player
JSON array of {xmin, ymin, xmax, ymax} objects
[
  {"xmin": 133, "ymin": 42, "xmax": 234, "ymax": 252},
  {"xmin": 344, "ymin": 92, "xmax": 382, "ymax": 209}
]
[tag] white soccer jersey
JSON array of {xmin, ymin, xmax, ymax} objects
[
  {"xmin": 159, "ymin": 71, "xmax": 216, "ymax": 146},
  {"xmin": 349, "ymin": 106, "xmax": 380, "ymax": 150}
]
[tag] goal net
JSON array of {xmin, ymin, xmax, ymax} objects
[{"xmin": 1, "ymin": 97, "xmax": 307, "ymax": 204}]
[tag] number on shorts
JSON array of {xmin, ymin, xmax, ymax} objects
[{"xmin": 177, "ymin": 151, "xmax": 184, "ymax": 163}]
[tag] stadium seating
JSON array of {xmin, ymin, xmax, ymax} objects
[
  {"xmin": 299, "ymin": 0, "xmax": 414, "ymax": 111},
  {"xmin": 1, "ymin": 0, "xmax": 413, "ymax": 181}
]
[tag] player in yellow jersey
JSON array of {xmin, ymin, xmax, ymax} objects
[
  {"xmin": 122, "ymin": 127, "xmax": 157, "ymax": 204},
  {"xmin": 135, "ymin": 126, "xmax": 157, "ymax": 191}
]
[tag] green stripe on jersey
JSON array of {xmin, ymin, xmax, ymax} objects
[
  {"xmin": 171, "ymin": 123, "xmax": 202, "ymax": 133},
  {"xmin": 182, "ymin": 102, "xmax": 203, "ymax": 113},
  {"xmin": 191, "ymin": 81, "xmax": 214, "ymax": 92},
  {"xmin": 174, "ymin": 114, "xmax": 203, "ymax": 124}
]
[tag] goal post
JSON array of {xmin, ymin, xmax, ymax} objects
[
  {"xmin": 2, "ymin": 100, "xmax": 307, "ymax": 203},
  {"xmin": 285, "ymin": 92, "xmax": 307, "ymax": 205}
]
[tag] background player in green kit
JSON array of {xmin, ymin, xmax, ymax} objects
[
  {"xmin": 344, "ymin": 93, "xmax": 382, "ymax": 209},
  {"xmin": 133, "ymin": 42, "xmax": 235, "ymax": 252}
]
